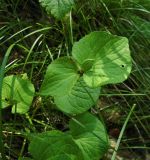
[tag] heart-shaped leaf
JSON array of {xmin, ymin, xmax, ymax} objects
[
  {"xmin": 55, "ymin": 78, "xmax": 100, "ymax": 115},
  {"xmin": 29, "ymin": 130, "xmax": 83, "ymax": 160},
  {"xmin": 2, "ymin": 74, "xmax": 35, "ymax": 114},
  {"xmin": 70, "ymin": 112, "xmax": 109, "ymax": 160},
  {"xmin": 72, "ymin": 31, "xmax": 132, "ymax": 87},
  {"xmin": 39, "ymin": 0, "xmax": 74, "ymax": 19}
]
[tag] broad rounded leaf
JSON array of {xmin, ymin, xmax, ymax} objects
[
  {"xmin": 72, "ymin": 31, "xmax": 132, "ymax": 87},
  {"xmin": 2, "ymin": 74, "xmax": 35, "ymax": 114},
  {"xmin": 39, "ymin": 0, "xmax": 74, "ymax": 19},
  {"xmin": 55, "ymin": 78, "xmax": 100, "ymax": 115},
  {"xmin": 69, "ymin": 112, "xmax": 109, "ymax": 160},
  {"xmin": 29, "ymin": 130, "xmax": 83, "ymax": 160},
  {"xmin": 40, "ymin": 57, "xmax": 79, "ymax": 96}
]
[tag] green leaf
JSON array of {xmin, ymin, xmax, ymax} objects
[
  {"xmin": 2, "ymin": 74, "xmax": 35, "ymax": 114},
  {"xmin": 29, "ymin": 130, "xmax": 83, "ymax": 160},
  {"xmin": 70, "ymin": 112, "xmax": 109, "ymax": 160},
  {"xmin": 40, "ymin": 57, "xmax": 79, "ymax": 96},
  {"xmin": 47, "ymin": 154, "xmax": 76, "ymax": 160},
  {"xmin": 72, "ymin": 31, "xmax": 132, "ymax": 87},
  {"xmin": 39, "ymin": 0, "xmax": 74, "ymax": 19},
  {"xmin": 55, "ymin": 78, "xmax": 100, "ymax": 115},
  {"xmin": 25, "ymin": 113, "xmax": 108, "ymax": 160}
]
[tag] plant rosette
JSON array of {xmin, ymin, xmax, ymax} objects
[{"xmin": 40, "ymin": 31, "xmax": 132, "ymax": 115}]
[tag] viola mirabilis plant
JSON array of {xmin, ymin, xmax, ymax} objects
[
  {"xmin": 40, "ymin": 31, "xmax": 132, "ymax": 115},
  {"xmin": 19, "ymin": 31, "xmax": 132, "ymax": 160}
]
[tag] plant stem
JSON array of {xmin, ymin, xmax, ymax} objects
[{"xmin": 0, "ymin": 44, "xmax": 15, "ymax": 160}]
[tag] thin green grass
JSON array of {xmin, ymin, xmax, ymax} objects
[
  {"xmin": 0, "ymin": 44, "xmax": 15, "ymax": 160},
  {"xmin": 111, "ymin": 104, "xmax": 136, "ymax": 160}
]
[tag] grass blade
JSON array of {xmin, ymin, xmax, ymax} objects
[
  {"xmin": 0, "ymin": 44, "xmax": 15, "ymax": 160},
  {"xmin": 111, "ymin": 104, "xmax": 136, "ymax": 160}
]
